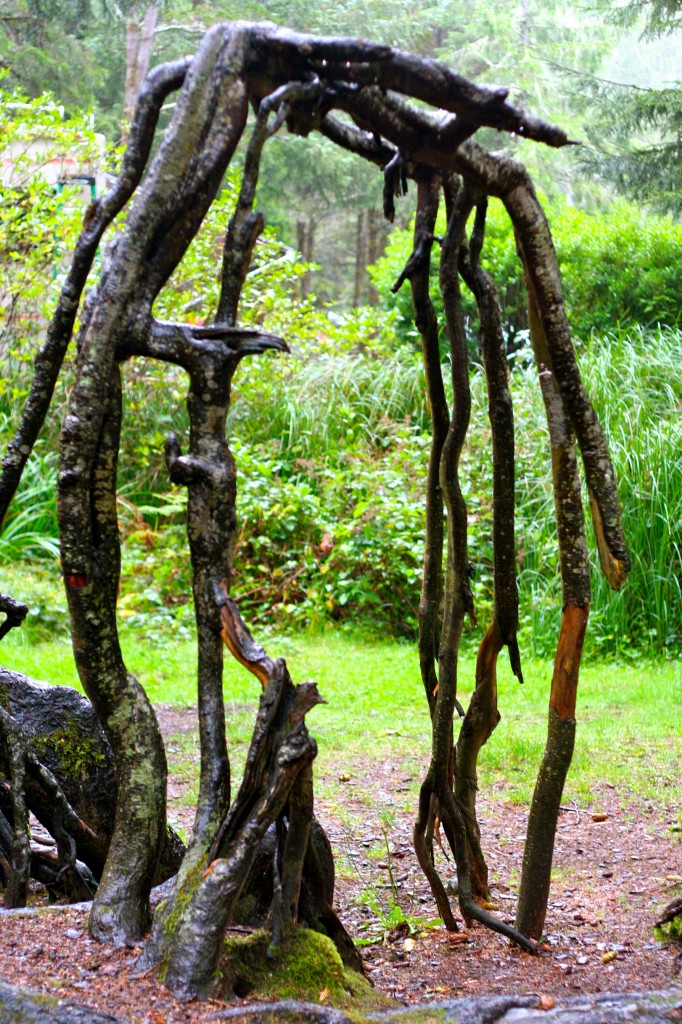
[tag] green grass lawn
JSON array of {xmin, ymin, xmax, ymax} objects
[{"xmin": 3, "ymin": 627, "xmax": 681, "ymax": 813}]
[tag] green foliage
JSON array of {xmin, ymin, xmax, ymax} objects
[
  {"xmin": 115, "ymin": 357, "xmax": 430, "ymax": 638},
  {"xmin": 606, "ymin": 0, "xmax": 682, "ymax": 38},
  {"xmin": 579, "ymin": 1, "xmax": 682, "ymax": 215},
  {"xmin": 555, "ymin": 201, "xmax": 682, "ymax": 333},
  {"xmin": 0, "ymin": 91, "xmax": 104, "ymax": 426},
  {"xmin": 0, "ymin": 1, "xmax": 106, "ymax": 114},
  {"xmin": 578, "ymin": 74, "xmax": 682, "ymax": 217},
  {"xmin": 4, "ymin": 317, "xmax": 680, "ymax": 659},
  {"xmin": 0, "ymin": 425, "xmax": 59, "ymax": 563},
  {"xmin": 370, "ymin": 195, "xmax": 682, "ymax": 345},
  {"xmin": 355, "ymin": 824, "xmax": 441, "ymax": 944},
  {"xmin": 231, "ymin": 425, "xmax": 426, "ymax": 636}
]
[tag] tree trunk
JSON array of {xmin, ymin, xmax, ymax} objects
[
  {"xmin": 366, "ymin": 207, "xmax": 381, "ymax": 306},
  {"xmin": 123, "ymin": 3, "xmax": 160, "ymax": 128},
  {"xmin": 513, "ymin": 267, "xmax": 590, "ymax": 940},
  {"xmin": 353, "ymin": 210, "xmax": 366, "ymax": 307}
]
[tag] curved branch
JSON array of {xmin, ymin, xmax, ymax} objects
[
  {"xmin": 218, "ymin": 79, "xmax": 326, "ymax": 326},
  {"xmin": 396, "ymin": 175, "xmax": 447, "ymax": 717},
  {"xmin": 371, "ymin": 52, "xmax": 575, "ymax": 147},
  {"xmin": 459, "ymin": 201, "xmax": 522, "ymax": 679},
  {"xmin": 0, "ymin": 596, "xmax": 28, "ymax": 644},
  {"xmin": 319, "ymin": 114, "xmax": 395, "ymax": 171},
  {"xmin": 505, "ymin": 184, "xmax": 630, "ymax": 590}
]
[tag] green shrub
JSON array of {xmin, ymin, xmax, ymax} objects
[
  {"xmin": 369, "ymin": 195, "xmax": 682, "ymax": 346},
  {"xmin": 110, "ymin": 329, "xmax": 681, "ymax": 658}
]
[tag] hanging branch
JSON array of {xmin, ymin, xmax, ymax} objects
[
  {"xmin": 459, "ymin": 201, "xmax": 522, "ymax": 681},
  {"xmin": 392, "ymin": 174, "xmax": 447, "ymax": 717},
  {"xmin": 218, "ymin": 78, "xmax": 327, "ymax": 326},
  {"xmin": 453, "ymin": 199, "xmax": 520, "ymax": 900},
  {"xmin": 312, "ymin": 79, "xmax": 622, "ymax": 938},
  {"xmin": 504, "ymin": 186, "xmax": 630, "ymax": 590},
  {"xmin": 0, "ymin": 57, "xmax": 190, "ymax": 526},
  {"xmin": 411, "ymin": 180, "xmax": 535, "ymax": 951},
  {"xmin": 395, "ymin": 174, "xmax": 455, "ymax": 927},
  {"xmin": 438, "ymin": 178, "xmax": 476, "ymax": 697}
]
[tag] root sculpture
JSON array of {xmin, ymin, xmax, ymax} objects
[{"xmin": 0, "ymin": 22, "xmax": 629, "ymax": 996}]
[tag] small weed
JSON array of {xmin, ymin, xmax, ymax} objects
[{"xmin": 354, "ymin": 826, "xmax": 442, "ymax": 945}]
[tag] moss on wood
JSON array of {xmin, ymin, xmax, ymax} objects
[
  {"xmin": 31, "ymin": 721, "xmax": 105, "ymax": 782},
  {"xmin": 218, "ymin": 928, "xmax": 393, "ymax": 1013}
]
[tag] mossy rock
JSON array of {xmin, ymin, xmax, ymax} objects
[{"xmin": 219, "ymin": 927, "xmax": 394, "ymax": 1013}]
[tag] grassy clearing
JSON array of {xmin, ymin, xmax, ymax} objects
[{"xmin": 3, "ymin": 629, "xmax": 680, "ymax": 813}]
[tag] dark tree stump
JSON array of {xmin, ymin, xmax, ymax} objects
[{"xmin": 0, "ymin": 669, "xmax": 183, "ymax": 886}]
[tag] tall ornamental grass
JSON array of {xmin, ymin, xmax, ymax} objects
[{"xmin": 2, "ymin": 329, "xmax": 679, "ymax": 657}]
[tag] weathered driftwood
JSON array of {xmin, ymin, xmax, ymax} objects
[
  {"xmin": 0, "ymin": 982, "xmax": 127, "ymax": 1023},
  {"xmin": 141, "ymin": 601, "xmax": 359, "ymax": 996},
  {"xmin": 0, "ymin": 20, "xmax": 632, "ymax": 994},
  {"xmin": 1, "ymin": 984, "xmax": 680, "ymax": 1024},
  {"xmin": 0, "ymin": 669, "xmax": 184, "ymax": 902}
]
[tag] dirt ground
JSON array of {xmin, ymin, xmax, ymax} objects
[{"xmin": 1, "ymin": 704, "xmax": 680, "ymax": 1023}]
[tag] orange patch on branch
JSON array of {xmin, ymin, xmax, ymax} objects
[
  {"xmin": 475, "ymin": 621, "xmax": 503, "ymax": 686},
  {"xmin": 201, "ymin": 859, "xmax": 224, "ymax": 878},
  {"xmin": 65, "ymin": 573, "xmax": 88, "ymax": 589},
  {"xmin": 549, "ymin": 603, "xmax": 589, "ymax": 721}
]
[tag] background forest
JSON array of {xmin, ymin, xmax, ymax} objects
[{"xmin": 1, "ymin": 0, "xmax": 681, "ymax": 661}]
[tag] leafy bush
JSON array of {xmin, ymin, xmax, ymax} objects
[
  {"xmin": 369, "ymin": 195, "xmax": 682, "ymax": 347},
  {"xmin": 0, "ymin": 92, "xmax": 104, "ymax": 420},
  {"xmin": 115, "ymin": 357, "xmax": 431, "ymax": 638}
]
